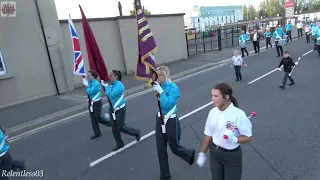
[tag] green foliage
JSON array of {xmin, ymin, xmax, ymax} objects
[{"xmin": 130, "ymin": 2, "xmax": 151, "ymax": 15}]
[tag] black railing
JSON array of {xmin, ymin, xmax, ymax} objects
[{"xmin": 186, "ymin": 17, "xmax": 286, "ymax": 57}]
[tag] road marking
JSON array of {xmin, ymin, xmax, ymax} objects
[
  {"xmin": 248, "ymin": 68, "xmax": 279, "ymax": 84},
  {"xmin": 302, "ymin": 50, "xmax": 313, "ymax": 56},
  {"xmin": 7, "ymin": 64, "xmax": 226, "ymax": 143},
  {"xmin": 89, "ymin": 101, "xmax": 213, "ymax": 167}
]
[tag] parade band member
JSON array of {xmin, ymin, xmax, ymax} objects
[
  {"xmin": 264, "ymin": 28, "xmax": 272, "ymax": 49},
  {"xmin": 296, "ymin": 21, "xmax": 303, "ymax": 38},
  {"xmin": 197, "ymin": 82, "xmax": 252, "ymax": 180},
  {"xmin": 84, "ymin": 70, "xmax": 103, "ymax": 139},
  {"xmin": 152, "ymin": 66, "xmax": 195, "ymax": 180},
  {"xmin": 273, "ymin": 25, "xmax": 286, "ymax": 57},
  {"xmin": 0, "ymin": 127, "xmax": 26, "ymax": 180},
  {"xmin": 232, "ymin": 50, "xmax": 243, "ymax": 81},
  {"xmin": 316, "ymin": 23, "xmax": 320, "ymax": 56},
  {"xmin": 278, "ymin": 51, "xmax": 298, "ymax": 89},
  {"xmin": 286, "ymin": 20, "xmax": 293, "ymax": 42},
  {"xmin": 101, "ymin": 70, "xmax": 141, "ymax": 151},
  {"xmin": 238, "ymin": 30, "xmax": 249, "ymax": 57},
  {"xmin": 305, "ymin": 24, "xmax": 311, "ymax": 43},
  {"xmin": 251, "ymin": 28, "xmax": 261, "ymax": 53},
  {"xmin": 311, "ymin": 22, "xmax": 319, "ymax": 50}
]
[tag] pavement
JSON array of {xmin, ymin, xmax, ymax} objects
[
  {"xmin": 187, "ymin": 27, "xmax": 299, "ymax": 56},
  {"xmin": 1, "ymin": 28, "xmax": 301, "ymax": 138},
  {"xmin": 4, "ymin": 37, "xmax": 320, "ymax": 180}
]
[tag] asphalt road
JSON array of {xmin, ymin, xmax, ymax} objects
[{"xmin": 7, "ymin": 38, "xmax": 320, "ymax": 180}]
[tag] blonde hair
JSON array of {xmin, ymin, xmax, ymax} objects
[
  {"xmin": 156, "ymin": 66, "xmax": 171, "ymax": 82},
  {"xmin": 233, "ymin": 50, "xmax": 239, "ymax": 54}
]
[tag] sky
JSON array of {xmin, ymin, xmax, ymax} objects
[{"xmin": 54, "ymin": 0, "xmax": 262, "ymax": 20}]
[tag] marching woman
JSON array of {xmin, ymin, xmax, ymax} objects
[
  {"xmin": 152, "ymin": 66, "xmax": 195, "ymax": 180},
  {"xmin": 238, "ymin": 30, "xmax": 249, "ymax": 57},
  {"xmin": 196, "ymin": 82, "xmax": 252, "ymax": 180},
  {"xmin": 0, "ymin": 127, "xmax": 25, "ymax": 180},
  {"xmin": 101, "ymin": 70, "xmax": 140, "ymax": 151},
  {"xmin": 83, "ymin": 70, "xmax": 103, "ymax": 140},
  {"xmin": 273, "ymin": 25, "xmax": 286, "ymax": 57}
]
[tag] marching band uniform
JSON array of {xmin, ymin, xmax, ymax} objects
[
  {"xmin": 153, "ymin": 67, "xmax": 195, "ymax": 180},
  {"xmin": 251, "ymin": 28, "xmax": 261, "ymax": 53},
  {"xmin": 285, "ymin": 21, "xmax": 293, "ymax": 42},
  {"xmin": 311, "ymin": 22, "xmax": 318, "ymax": 50},
  {"xmin": 316, "ymin": 25, "xmax": 320, "ymax": 56},
  {"xmin": 196, "ymin": 83, "xmax": 252, "ymax": 180},
  {"xmin": 273, "ymin": 26, "xmax": 286, "ymax": 57},
  {"xmin": 232, "ymin": 50, "xmax": 243, "ymax": 81},
  {"xmin": 264, "ymin": 29, "xmax": 272, "ymax": 49},
  {"xmin": 278, "ymin": 51, "xmax": 298, "ymax": 89},
  {"xmin": 102, "ymin": 70, "xmax": 140, "ymax": 151},
  {"xmin": 0, "ymin": 127, "xmax": 25, "ymax": 180},
  {"xmin": 238, "ymin": 31, "xmax": 249, "ymax": 57},
  {"xmin": 84, "ymin": 72, "xmax": 103, "ymax": 140}
]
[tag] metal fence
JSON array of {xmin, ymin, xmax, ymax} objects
[{"xmin": 186, "ymin": 17, "xmax": 285, "ymax": 57}]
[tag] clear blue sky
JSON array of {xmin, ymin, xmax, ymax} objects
[{"xmin": 54, "ymin": 0, "xmax": 262, "ymax": 20}]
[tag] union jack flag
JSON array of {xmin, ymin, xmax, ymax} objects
[{"xmin": 68, "ymin": 15, "xmax": 86, "ymax": 76}]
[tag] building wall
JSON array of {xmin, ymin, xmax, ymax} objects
[
  {"xmin": 0, "ymin": 0, "xmax": 187, "ymax": 109},
  {"xmin": 190, "ymin": 5, "xmax": 244, "ymax": 30}
]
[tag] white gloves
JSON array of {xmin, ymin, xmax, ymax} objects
[
  {"xmin": 295, "ymin": 62, "xmax": 298, "ymax": 65},
  {"xmin": 196, "ymin": 152, "xmax": 207, "ymax": 167},
  {"xmin": 278, "ymin": 68, "xmax": 282, "ymax": 71},
  {"xmin": 101, "ymin": 80, "xmax": 108, "ymax": 87},
  {"xmin": 82, "ymin": 78, "xmax": 88, "ymax": 87},
  {"xmin": 152, "ymin": 82, "xmax": 164, "ymax": 94},
  {"xmin": 224, "ymin": 129, "xmax": 238, "ymax": 143}
]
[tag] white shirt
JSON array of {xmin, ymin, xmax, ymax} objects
[
  {"xmin": 232, "ymin": 55, "xmax": 243, "ymax": 66},
  {"xmin": 305, "ymin": 27, "xmax": 311, "ymax": 33},
  {"xmin": 204, "ymin": 103, "xmax": 252, "ymax": 150},
  {"xmin": 297, "ymin": 22, "xmax": 302, "ymax": 29},
  {"xmin": 253, "ymin": 33, "xmax": 257, "ymax": 41}
]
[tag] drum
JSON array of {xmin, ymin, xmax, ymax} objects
[
  {"xmin": 239, "ymin": 41, "xmax": 246, "ymax": 48},
  {"xmin": 316, "ymin": 37, "xmax": 320, "ymax": 45},
  {"xmin": 312, "ymin": 32, "xmax": 317, "ymax": 40},
  {"xmin": 279, "ymin": 39, "xmax": 286, "ymax": 46}
]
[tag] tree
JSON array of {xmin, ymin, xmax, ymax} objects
[
  {"xmin": 130, "ymin": 2, "xmax": 151, "ymax": 15},
  {"xmin": 243, "ymin": 4, "xmax": 257, "ymax": 20}
]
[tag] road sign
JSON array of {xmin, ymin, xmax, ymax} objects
[{"xmin": 285, "ymin": 2, "xmax": 294, "ymax": 18}]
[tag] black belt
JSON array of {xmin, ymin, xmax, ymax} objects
[{"xmin": 212, "ymin": 143, "xmax": 240, "ymax": 152}]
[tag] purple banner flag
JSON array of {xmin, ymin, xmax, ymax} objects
[{"xmin": 134, "ymin": 0, "xmax": 158, "ymax": 84}]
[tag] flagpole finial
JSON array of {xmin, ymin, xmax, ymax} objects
[{"xmin": 118, "ymin": 1, "xmax": 123, "ymax": 16}]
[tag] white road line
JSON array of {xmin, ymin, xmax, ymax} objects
[
  {"xmin": 302, "ymin": 50, "xmax": 313, "ymax": 56},
  {"xmin": 8, "ymin": 64, "xmax": 227, "ymax": 143},
  {"xmin": 89, "ymin": 101, "xmax": 213, "ymax": 167},
  {"xmin": 248, "ymin": 68, "xmax": 279, "ymax": 84}
]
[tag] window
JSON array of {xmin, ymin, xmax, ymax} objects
[{"xmin": 0, "ymin": 48, "xmax": 7, "ymax": 76}]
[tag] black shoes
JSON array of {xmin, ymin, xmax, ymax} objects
[
  {"xmin": 136, "ymin": 131, "xmax": 141, "ymax": 141},
  {"xmin": 189, "ymin": 150, "xmax": 195, "ymax": 165},
  {"xmin": 90, "ymin": 134, "xmax": 101, "ymax": 140},
  {"xmin": 112, "ymin": 145, "xmax": 124, "ymax": 151}
]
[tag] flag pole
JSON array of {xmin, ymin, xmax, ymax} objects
[{"xmin": 134, "ymin": 0, "xmax": 165, "ymax": 132}]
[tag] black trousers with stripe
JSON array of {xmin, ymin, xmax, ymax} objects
[{"xmin": 155, "ymin": 116, "xmax": 194, "ymax": 179}]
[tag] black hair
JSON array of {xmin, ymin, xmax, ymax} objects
[
  {"xmin": 88, "ymin": 70, "xmax": 98, "ymax": 79},
  {"xmin": 214, "ymin": 82, "xmax": 239, "ymax": 107},
  {"xmin": 112, "ymin": 70, "xmax": 122, "ymax": 81}
]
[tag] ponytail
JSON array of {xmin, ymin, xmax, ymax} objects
[
  {"xmin": 112, "ymin": 70, "xmax": 122, "ymax": 81},
  {"xmin": 230, "ymin": 95, "xmax": 239, "ymax": 108}
]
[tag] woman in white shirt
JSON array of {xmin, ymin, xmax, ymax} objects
[{"xmin": 196, "ymin": 82, "xmax": 252, "ymax": 180}]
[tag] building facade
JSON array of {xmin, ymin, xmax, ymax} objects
[
  {"xmin": 0, "ymin": 0, "xmax": 188, "ymax": 109},
  {"xmin": 190, "ymin": 5, "xmax": 243, "ymax": 30}
]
